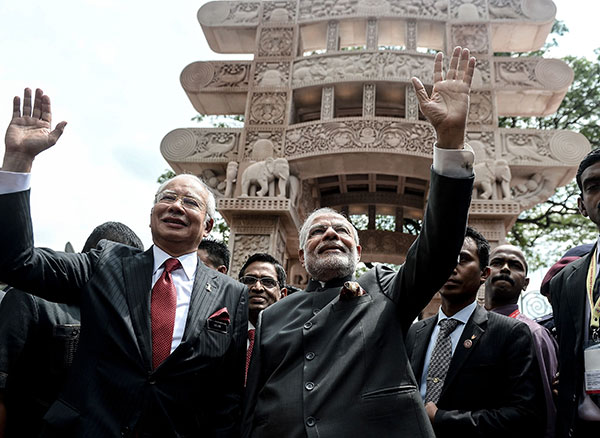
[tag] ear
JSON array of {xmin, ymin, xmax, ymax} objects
[
  {"xmin": 522, "ymin": 277, "xmax": 530, "ymax": 292},
  {"xmin": 578, "ymin": 195, "xmax": 588, "ymax": 217},
  {"xmin": 203, "ymin": 218, "xmax": 214, "ymax": 237},
  {"xmin": 479, "ymin": 266, "xmax": 491, "ymax": 285},
  {"xmin": 217, "ymin": 265, "xmax": 228, "ymax": 274},
  {"xmin": 279, "ymin": 287, "xmax": 288, "ymax": 299},
  {"xmin": 298, "ymin": 248, "xmax": 305, "ymax": 266},
  {"xmin": 356, "ymin": 244, "xmax": 362, "ymax": 261}
]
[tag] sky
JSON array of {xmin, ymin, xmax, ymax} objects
[{"xmin": 0, "ymin": 0, "xmax": 597, "ymax": 256}]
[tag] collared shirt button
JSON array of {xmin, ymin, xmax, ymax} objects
[
  {"xmin": 303, "ymin": 322, "xmax": 313, "ymax": 330},
  {"xmin": 305, "ymin": 382, "xmax": 315, "ymax": 391},
  {"xmin": 306, "ymin": 417, "xmax": 316, "ymax": 427},
  {"xmin": 306, "ymin": 352, "xmax": 315, "ymax": 360}
]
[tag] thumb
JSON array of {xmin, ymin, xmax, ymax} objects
[{"xmin": 48, "ymin": 121, "xmax": 67, "ymax": 146}]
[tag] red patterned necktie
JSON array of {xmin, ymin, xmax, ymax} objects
[
  {"xmin": 151, "ymin": 258, "xmax": 181, "ymax": 369},
  {"xmin": 245, "ymin": 328, "xmax": 256, "ymax": 385}
]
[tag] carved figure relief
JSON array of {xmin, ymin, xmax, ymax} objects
[
  {"xmin": 356, "ymin": 0, "xmax": 391, "ymax": 15},
  {"xmin": 263, "ymin": 1, "xmax": 296, "ymax": 22},
  {"xmin": 194, "ymin": 132, "xmax": 238, "ymax": 159},
  {"xmin": 468, "ymin": 92, "xmax": 493, "ymax": 125},
  {"xmin": 231, "ymin": 234, "xmax": 270, "ymax": 277},
  {"xmin": 160, "ymin": 129, "xmax": 239, "ymax": 161},
  {"xmin": 255, "ymin": 62, "xmax": 290, "ymax": 87},
  {"xmin": 249, "ymin": 93, "xmax": 287, "ymax": 125},
  {"xmin": 495, "ymin": 61, "xmax": 537, "ymax": 87},
  {"xmin": 298, "ymin": 0, "xmax": 447, "ymax": 20},
  {"xmin": 200, "ymin": 169, "xmax": 226, "ymax": 197},
  {"xmin": 512, "ymin": 173, "xmax": 556, "ymax": 209},
  {"xmin": 451, "ymin": 24, "xmax": 489, "ymax": 53},
  {"xmin": 450, "ymin": 0, "xmax": 487, "ymax": 19},
  {"xmin": 488, "ymin": 0, "xmax": 523, "ymax": 18},
  {"xmin": 474, "ymin": 159, "xmax": 512, "ymax": 200},
  {"xmin": 224, "ymin": 161, "xmax": 239, "ymax": 198},
  {"xmin": 363, "ymin": 83, "xmax": 376, "ymax": 117},
  {"xmin": 240, "ymin": 157, "xmax": 290, "ymax": 197},
  {"xmin": 245, "ymin": 131, "xmax": 284, "ymax": 159},
  {"xmin": 472, "ymin": 59, "xmax": 491, "ymax": 87},
  {"xmin": 258, "ymin": 27, "xmax": 294, "ymax": 57},
  {"xmin": 207, "ymin": 63, "xmax": 251, "ymax": 88},
  {"xmin": 504, "ymin": 134, "xmax": 546, "ymax": 161},
  {"xmin": 285, "ymin": 120, "xmax": 435, "ymax": 156},
  {"xmin": 226, "ymin": 2, "xmax": 260, "ymax": 23}
]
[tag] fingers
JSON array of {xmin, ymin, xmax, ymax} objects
[
  {"xmin": 22, "ymin": 88, "xmax": 33, "ymax": 117},
  {"xmin": 48, "ymin": 121, "xmax": 67, "ymax": 146},
  {"xmin": 12, "ymin": 96, "xmax": 21, "ymax": 119},
  {"xmin": 32, "ymin": 89, "xmax": 43, "ymax": 119},
  {"xmin": 447, "ymin": 46, "xmax": 461, "ymax": 80},
  {"xmin": 41, "ymin": 94, "xmax": 52, "ymax": 124},
  {"xmin": 411, "ymin": 77, "xmax": 429, "ymax": 103},
  {"xmin": 433, "ymin": 52, "xmax": 443, "ymax": 83},
  {"xmin": 462, "ymin": 56, "xmax": 477, "ymax": 87}
]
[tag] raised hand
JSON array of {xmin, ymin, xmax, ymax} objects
[
  {"xmin": 411, "ymin": 47, "xmax": 476, "ymax": 150},
  {"xmin": 3, "ymin": 88, "xmax": 67, "ymax": 172}
]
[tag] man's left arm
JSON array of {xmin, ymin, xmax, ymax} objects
[{"xmin": 432, "ymin": 323, "xmax": 546, "ymax": 438}]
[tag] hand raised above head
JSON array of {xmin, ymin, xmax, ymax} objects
[
  {"xmin": 3, "ymin": 88, "xmax": 67, "ymax": 172},
  {"xmin": 411, "ymin": 47, "xmax": 476, "ymax": 150}
]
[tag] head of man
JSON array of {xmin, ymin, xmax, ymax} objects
[
  {"xmin": 298, "ymin": 208, "xmax": 361, "ymax": 283},
  {"xmin": 239, "ymin": 253, "xmax": 287, "ymax": 325},
  {"xmin": 198, "ymin": 239, "xmax": 230, "ymax": 274},
  {"xmin": 577, "ymin": 148, "xmax": 600, "ymax": 229},
  {"xmin": 82, "ymin": 221, "xmax": 144, "ymax": 252},
  {"xmin": 150, "ymin": 174, "xmax": 215, "ymax": 257},
  {"xmin": 484, "ymin": 244, "xmax": 529, "ymax": 310},
  {"xmin": 439, "ymin": 227, "xmax": 490, "ymax": 314}
]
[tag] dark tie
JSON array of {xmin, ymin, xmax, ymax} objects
[
  {"xmin": 424, "ymin": 318, "xmax": 460, "ymax": 404},
  {"xmin": 245, "ymin": 329, "xmax": 256, "ymax": 386},
  {"xmin": 151, "ymin": 258, "xmax": 181, "ymax": 369}
]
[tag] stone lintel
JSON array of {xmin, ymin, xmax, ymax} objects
[{"xmin": 357, "ymin": 229, "xmax": 416, "ymax": 265}]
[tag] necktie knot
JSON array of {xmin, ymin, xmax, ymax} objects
[
  {"xmin": 164, "ymin": 258, "xmax": 181, "ymax": 274},
  {"xmin": 438, "ymin": 318, "xmax": 459, "ymax": 335}
]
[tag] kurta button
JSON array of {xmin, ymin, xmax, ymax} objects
[
  {"xmin": 304, "ymin": 322, "xmax": 313, "ymax": 330},
  {"xmin": 306, "ymin": 352, "xmax": 315, "ymax": 360},
  {"xmin": 572, "ymin": 394, "xmax": 577, "ymax": 402},
  {"xmin": 305, "ymin": 382, "xmax": 315, "ymax": 391},
  {"xmin": 306, "ymin": 417, "xmax": 316, "ymax": 427},
  {"xmin": 313, "ymin": 309, "xmax": 320, "ymax": 315}
]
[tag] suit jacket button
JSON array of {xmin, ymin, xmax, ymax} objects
[
  {"xmin": 572, "ymin": 394, "xmax": 577, "ymax": 402},
  {"xmin": 305, "ymin": 382, "xmax": 315, "ymax": 391},
  {"xmin": 306, "ymin": 417, "xmax": 316, "ymax": 427},
  {"xmin": 303, "ymin": 322, "xmax": 313, "ymax": 330},
  {"xmin": 312, "ymin": 309, "xmax": 320, "ymax": 315},
  {"xmin": 306, "ymin": 352, "xmax": 315, "ymax": 360}
]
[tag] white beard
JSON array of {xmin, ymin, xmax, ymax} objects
[{"xmin": 305, "ymin": 247, "xmax": 359, "ymax": 282}]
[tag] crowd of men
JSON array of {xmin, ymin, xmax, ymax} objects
[{"xmin": 0, "ymin": 45, "xmax": 598, "ymax": 437}]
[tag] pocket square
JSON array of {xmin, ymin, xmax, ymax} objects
[
  {"xmin": 209, "ymin": 307, "xmax": 230, "ymax": 324},
  {"xmin": 339, "ymin": 281, "xmax": 367, "ymax": 301}
]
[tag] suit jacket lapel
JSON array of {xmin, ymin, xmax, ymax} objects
[
  {"xmin": 123, "ymin": 248, "xmax": 154, "ymax": 368},
  {"xmin": 441, "ymin": 305, "xmax": 487, "ymax": 397},
  {"xmin": 411, "ymin": 318, "xmax": 437, "ymax": 379},
  {"xmin": 181, "ymin": 261, "xmax": 218, "ymax": 343},
  {"xmin": 565, "ymin": 250, "xmax": 593, "ymax": 347}
]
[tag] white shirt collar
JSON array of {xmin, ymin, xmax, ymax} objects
[
  {"xmin": 436, "ymin": 300, "xmax": 478, "ymax": 325},
  {"xmin": 152, "ymin": 245, "xmax": 198, "ymax": 281}
]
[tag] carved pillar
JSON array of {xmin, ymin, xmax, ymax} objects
[
  {"xmin": 321, "ymin": 86, "xmax": 335, "ymax": 120},
  {"xmin": 406, "ymin": 19, "xmax": 417, "ymax": 50},
  {"xmin": 368, "ymin": 205, "xmax": 376, "ymax": 230},
  {"xmin": 326, "ymin": 20, "xmax": 339, "ymax": 51},
  {"xmin": 366, "ymin": 18, "xmax": 378, "ymax": 50},
  {"xmin": 363, "ymin": 83, "xmax": 376, "ymax": 117},
  {"xmin": 405, "ymin": 85, "xmax": 419, "ymax": 120}
]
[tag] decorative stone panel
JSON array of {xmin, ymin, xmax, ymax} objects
[
  {"xmin": 263, "ymin": 1, "xmax": 296, "ymax": 22},
  {"xmin": 254, "ymin": 62, "xmax": 291, "ymax": 87},
  {"xmin": 248, "ymin": 92, "xmax": 288, "ymax": 125},
  {"xmin": 363, "ymin": 83, "xmax": 376, "ymax": 117},
  {"xmin": 244, "ymin": 129, "xmax": 285, "ymax": 159},
  {"xmin": 181, "ymin": 62, "xmax": 251, "ymax": 91},
  {"xmin": 298, "ymin": 0, "xmax": 448, "ymax": 21},
  {"xmin": 230, "ymin": 234, "xmax": 271, "ymax": 276},
  {"xmin": 489, "ymin": 0, "xmax": 556, "ymax": 21},
  {"xmin": 449, "ymin": 0, "xmax": 488, "ymax": 20},
  {"xmin": 358, "ymin": 230, "xmax": 416, "ymax": 264},
  {"xmin": 257, "ymin": 26, "xmax": 294, "ymax": 57},
  {"xmin": 450, "ymin": 24, "xmax": 489, "ymax": 53},
  {"xmin": 198, "ymin": 1, "xmax": 261, "ymax": 25},
  {"xmin": 161, "ymin": 128, "xmax": 241, "ymax": 162},
  {"xmin": 494, "ymin": 58, "xmax": 573, "ymax": 90},
  {"xmin": 468, "ymin": 91, "xmax": 494, "ymax": 125}
]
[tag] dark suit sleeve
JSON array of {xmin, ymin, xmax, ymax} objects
[
  {"xmin": 432, "ymin": 322, "xmax": 545, "ymax": 438},
  {"xmin": 0, "ymin": 290, "xmax": 38, "ymax": 390},
  {"xmin": 0, "ymin": 190, "xmax": 92, "ymax": 303},
  {"xmin": 378, "ymin": 170, "xmax": 473, "ymax": 330}
]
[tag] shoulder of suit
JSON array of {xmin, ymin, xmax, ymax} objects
[{"xmin": 487, "ymin": 310, "xmax": 529, "ymax": 331}]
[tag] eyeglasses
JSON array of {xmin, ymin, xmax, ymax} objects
[
  {"xmin": 156, "ymin": 191, "xmax": 205, "ymax": 211},
  {"xmin": 240, "ymin": 275, "xmax": 279, "ymax": 289}
]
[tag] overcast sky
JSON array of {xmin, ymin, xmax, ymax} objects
[{"xmin": 0, "ymin": 0, "xmax": 597, "ymax": 253}]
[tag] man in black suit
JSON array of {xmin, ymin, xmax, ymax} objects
[
  {"xmin": 550, "ymin": 148, "xmax": 600, "ymax": 437},
  {"xmin": 406, "ymin": 227, "xmax": 545, "ymax": 438},
  {"xmin": 198, "ymin": 239, "xmax": 231, "ymax": 274},
  {"xmin": 242, "ymin": 46, "xmax": 476, "ymax": 438},
  {"xmin": 0, "ymin": 88, "xmax": 247, "ymax": 436},
  {"xmin": 0, "ymin": 221, "xmax": 144, "ymax": 438}
]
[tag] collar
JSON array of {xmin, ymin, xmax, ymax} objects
[
  {"xmin": 305, "ymin": 274, "xmax": 353, "ymax": 292},
  {"xmin": 491, "ymin": 303, "xmax": 519, "ymax": 317},
  {"xmin": 437, "ymin": 300, "xmax": 477, "ymax": 325},
  {"xmin": 152, "ymin": 245, "xmax": 198, "ymax": 281}
]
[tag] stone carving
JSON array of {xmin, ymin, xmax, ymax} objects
[
  {"xmin": 495, "ymin": 61, "xmax": 537, "ymax": 87},
  {"xmin": 489, "ymin": 0, "xmax": 523, "ymax": 18},
  {"xmin": 160, "ymin": 129, "xmax": 239, "ymax": 161},
  {"xmin": 504, "ymin": 134, "xmax": 546, "ymax": 161},
  {"xmin": 231, "ymin": 234, "xmax": 270, "ymax": 276},
  {"xmin": 322, "ymin": 86, "xmax": 335, "ymax": 120},
  {"xmin": 207, "ymin": 63, "xmax": 251, "ymax": 88},
  {"xmin": 285, "ymin": 120, "xmax": 435, "ymax": 156},
  {"xmin": 363, "ymin": 83, "xmax": 376, "ymax": 117},
  {"xmin": 406, "ymin": 19, "xmax": 417, "ymax": 50},
  {"xmin": 450, "ymin": 0, "xmax": 487, "ymax": 20},
  {"xmin": 356, "ymin": 0, "xmax": 391, "ymax": 15},
  {"xmin": 292, "ymin": 52, "xmax": 434, "ymax": 87},
  {"xmin": 472, "ymin": 59, "xmax": 490, "ymax": 87},
  {"xmin": 288, "ymin": 174, "xmax": 301, "ymax": 207},
  {"xmin": 359, "ymin": 230, "xmax": 416, "ymax": 262},
  {"xmin": 471, "ymin": 140, "xmax": 511, "ymax": 200},
  {"xmin": 245, "ymin": 131, "xmax": 284, "ymax": 159},
  {"xmin": 298, "ymin": 0, "xmax": 447, "ymax": 20},
  {"xmin": 258, "ymin": 27, "xmax": 294, "ymax": 57},
  {"xmin": 180, "ymin": 62, "xmax": 216, "ymax": 91},
  {"xmin": 451, "ymin": 24, "xmax": 489, "ymax": 53},
  {"xmin": 240, "ymin": 157, "xmax": 290, "ymax": 197},
  {"xmin": 405, "ymin": 85, "xmax": 419, "ymax": 120},
  {"xmin": 225, "ymin": 2, "xmax": 261, "ymax": 23},
  {"xmin": 366, "ymin": 18, "xmax": 378, "ymax": 49},
  {"xmin": 224, "ymin": 161, "xmax": 239, "ymax": 198},
  {"xmin": 467, "ymin": 132, "xmax": 495, "ymax": 155},
  {"xmin": 249, "ymin": 93, "xmax": 287, "ymax": 125},
  {"xmin": 263, "ymin": 1, "xmax": 296, "ymax": 22},
  {"xmin": 200, "ymin": 168, "xmax": 227, "ymax": 197},
  {"xmin": 489, "ymin": 0, "xmax": 555, "ymax": 21},
  {"xmin": 468, "ymin": 92, "xmax": 494, "ymax": 125},
  {"xmin": 254, "ymin": 62, "xmax": 290, "ymax": 87},
  {"xmin": 549, "ymin": 131, "xmax": 590, "ymax": 165},
  {"xmin": 512, "ymin": 173, "xmax": 557, "ymax": 209},
  {"xmin": 327, "ymin": 20, "xmax": 339, "ymax": 51}
]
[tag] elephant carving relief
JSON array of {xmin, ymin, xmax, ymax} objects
[
  {"xmin": 474, "ymin": 159, "xmax": 512, "ymax": 200},
  {"xmin": 240, "ymin": 157, "xmax": 290, "ymax": 197},
  {"xmin": 224, "ymin": 161, "xmax": 238, "ymax": 198}
]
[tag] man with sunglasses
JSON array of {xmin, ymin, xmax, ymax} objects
[{"xmin": 239, "ymin": 253, "xmax": 287, "ymax": 383}]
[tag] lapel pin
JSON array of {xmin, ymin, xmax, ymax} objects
[
  {"xmin": 471, "ymin": 334, "xmax": 476, "ymax": 339},
  {"xmin": 206, "ymin": 283, "xmax": 213, "ymax": 292},
  {"xmin": 463, "ymin": 339, "xmax": 473, "ymax": 349}
]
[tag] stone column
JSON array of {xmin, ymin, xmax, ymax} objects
[
  {"xmin": 321, "ymin": 86, "xmax": 335, "ymax": 120},
  {"xmin": 363, "ymin": 83, "xmax": 376, "ymax": 117},
  {"xmin": 366, "ymin": 18, "xmax": 378, "ymax": 50},
  {"xmin": 326, "ymin": 20, "xmax": 339, "ymax": 51},
  {"xmin": 406, "ymin": 19, "xmax": 417, "ymax": 50}
]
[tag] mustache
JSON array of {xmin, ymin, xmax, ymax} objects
[{"xmin": 492, "ymin": 274, "xmax": 514, "ymax": 285}]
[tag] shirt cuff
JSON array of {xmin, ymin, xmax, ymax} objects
[
  {"xmin": 0, "ymin": 170, "xmax": 31, "ymax": 194},
  {"xmin": 432, "ymin": 144, "xmax": 475, "ymax": 178}
]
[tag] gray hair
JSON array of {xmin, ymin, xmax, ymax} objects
[
  {"xmin": 155, "ymin": 174, "xmax": 216, "ymax": 227},
  {"xmin": 298, "ymin": 207, "xmax": 360, "ymax": 250}
]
